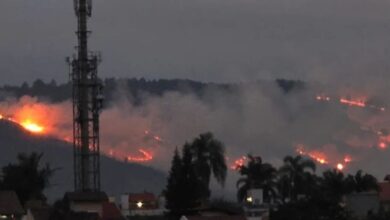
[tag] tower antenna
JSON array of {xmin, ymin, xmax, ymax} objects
[{"xmin": 68, "ymin": 0, "xmax": 103, "ymax": 192}]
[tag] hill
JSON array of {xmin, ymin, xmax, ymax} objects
[{"xmin": 0, "ymin": 120, "xmax": 167, "ymax": 202}]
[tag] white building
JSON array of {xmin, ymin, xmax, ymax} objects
[{"xmin": 120, "ymin": 192, "xmax": 166, "ymax": 217}]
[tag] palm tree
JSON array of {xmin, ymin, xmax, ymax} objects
[
  {"xmin": 236, "ymin": 155, "xmax": 277, "ymax": 203},
  {"xmin": 278, "ymin": 155, "xmax": 316, "ymax": 202},
  {"xmin": 187, "ymin": 132, "xmax": 227, "ymax": 201},
  {"xmin": 320, "ymin": 169, "xmax": 351, "ymax": 204}
]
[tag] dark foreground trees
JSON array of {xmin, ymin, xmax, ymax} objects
[
  {"xmin": 234, "ymin": 154, "xmax": 380, "ymax": 220},
  {"xmin": 0, "ymin": 152, "xmax": 55, "ymax": 205},
  {"xmin": 165, "ymin": 132, "xmax": 227, "ymax": 216},
  {"xmin": 236, "ymin": 155, "xmax": 276, "ymax": 203}
]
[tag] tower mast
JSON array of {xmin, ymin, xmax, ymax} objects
[{"xmin": 68, "ymin": 0, "xmax": 103, "ymax": 192}]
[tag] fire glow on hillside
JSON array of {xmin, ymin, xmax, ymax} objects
[
  {"xmin": 0, "ymin": 113, "xmax": 46, "ymax": 134},
  {"xmin": 316, "ymin": 94, "xmax": 386, "ymax": 112},
  {"xmin": 296, "ymin": 144, "xmax": 352, "ymax": 171},
  {"xmin": 0, "ymin": 101, "xmax": 156, "ymax": 163}
]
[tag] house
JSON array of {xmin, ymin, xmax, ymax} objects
[
  {"xmin": 345, "ymin": 192, "xmax": 380, "ymax": 219},
  {"xmin": 379, "ymin": 181, "xmax": 390, "ymax": 211},
  {"xmin": 101, "ymin": 201, "xmax": 126, "ymax": 220},
  {"xmin": 64, "ymin": 191, "xmax": 108, "ymax": 217},
  {"xmin": 120, "ymin": 192, "xmax": 166, "ymax": 217},
  {"xmin": 0, "ymin": 191, "xmax": 25, "ymax": 220},
  {"xmin": 22, "ymin": 200, "xmax": 51, "ymax": 220},
  {"xmin": 243, "ymin": 189, "xmax": 270, "ymax": 220}
]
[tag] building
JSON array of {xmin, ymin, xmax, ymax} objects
[
  {"xmin": 64, "ymin": 192, "xmax": 108, "ymax": 217},
  {"xmin": 120, "ymin": 192, "xmax": 166, "ymax": 217},
  {"xmin": 243, "ymin": 189, "xmax": 270, "ymax": 220},
  {"xmin": 22, "ymin": 200, "xmax": 51, "ymax": 220},
  {"xmin": 379, "ymin": 181, "xmax": 390, "ymax": 211},
  {"xmin": 101, "ymin": 202, "xmax": 126, "ymax": 220},
  {"xmin": 0, "ymin": 191, "xmax": 25, "ymax": 220},
  {"xmin": 345, "ymin": 192, "xmax": 380, "ymax": 219}
]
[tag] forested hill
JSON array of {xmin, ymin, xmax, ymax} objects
[{"xmin": 0, "ymin": 78, "xmax": 305, "ymax": 103}]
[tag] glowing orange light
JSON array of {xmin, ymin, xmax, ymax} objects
[
  {"xmin": 0, "ymin": 114, "xmax": 3, "ymax": 120},
  {"xmin": 230, "ymin": 156, "xmax": 248, "ymax": 170},
  {"xmin": 344, "ymin": 155, "xmax": 352, "ymax": 163},
  {"xmin": 296, "ymin": 146, "xmax": 328, "ymax": 165},
  {"xmin": 126, "ymin": 149, "xmax": 153, "ymax": 162},
  {"xmin": 339, "ymin": 98, "xmax": 366, "ymax": 108},
  {"xmin": 316, "ymin": 95, "xmax": 331, "ymax": 102},
  {"xmin": 337, "ymin": 163, "xmax": 344, "ymax": 171},
  {"xmin": 379, "ymin": 142, "xmax": 387, "ymax": 149},
  {"xmin": 154, "ymin": 136, "xmax": 163, "ymax": 142},
  {"xmin": 21, "ymin": 120, "xmax": 45, "ymax": 133}
]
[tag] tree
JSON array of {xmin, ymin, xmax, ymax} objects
[
  {"xmin": 0, "ymin": 152, "xmax": 55, "ymax": 204},
  {"xmin": 236, "ymin": 155, "xmax": 277, "ymax": 203},
  {"xmin": 345, "ymin": 170, "xmax": 379, "ymax": 193},
  {"xmin": 165, "ymin": 148, "xmax": 185, "ymax": 213},
  {"xmin": 186, "ymin": 132, "xmax": 227, "ymax": 202},
  {"xmin": 165, "ymin": 146, "xmax": 203, "ymax": 215},
  {"xmin": 278, "ymin": 155, "xmax": 316, "ymax": 202},
  {"xmin": 320, "ymin": 169, "xmax": 351, "ymax": 204}
]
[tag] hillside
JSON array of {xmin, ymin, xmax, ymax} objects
[{"xmin": 0, "ymin": 120, "xmax": 167, "ymax": 201}]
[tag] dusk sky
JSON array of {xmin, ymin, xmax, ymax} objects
[{"xmin": 1, "ymin": 0, "xmax": 390, "ymax": 85}]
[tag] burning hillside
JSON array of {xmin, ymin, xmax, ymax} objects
[
  {"xmin": 1, "ymin": 82, "xmax": 390, "ymax": 178},
  {"xmin": 0, "ymin": 96, "xmax": 157, "ymax": 163}
]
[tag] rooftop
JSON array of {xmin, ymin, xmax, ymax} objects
[{"xmin": 0, "ymin": 191, "xmax": 24, "ymax": 215}]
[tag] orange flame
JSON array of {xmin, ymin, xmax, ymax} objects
[
  {"xmin": 20, "ymin": 120, "xmax": 45, "ymax": 133},
  {"xmin": 296, "ymin": 145, "xmax": 328, "ymax": 165},
  {"xmin": 230, "ymin": 156, "xmax": 247, "ymax": 170},
  {"xmin": 126, "ymin": 149, "xmax": 153, "ymax": 162},
  {"xmin": 339, "ymin": 98, "xmax": 366, "ymax": 108}
]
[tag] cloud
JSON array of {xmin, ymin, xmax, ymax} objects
[{"xmin": 1, "ymin": 0, "xmax": 390, "ymax": 86}]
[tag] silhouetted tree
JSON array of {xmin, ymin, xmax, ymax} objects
[
  {"xmin": 186, "ymin": 132, "xmax": 227, "ymax": 203},
  {"xmin": 320, "ymin": 169, "xmax": 351, "ymax": 204},
  {"xmin": 165, "ymin": 148, "xmax": 184, "ymax": 213},
  {"xmin": 279, "ymin": 155, "xmax": 316, "ymax": 202},
  {"xmin": 0, "ymin": 152, "xmax": 55, "ymax": 204},
  {"xmin": 236, "ymin": 155, "xmax": 277, "ymax": 203},
  {"xmin": 165, "ymin": 146, "xmax": 203, "ymax": 215},
  {"xmin": 345, "ymin": 170, "xmax": 379, "ymax": 193}
]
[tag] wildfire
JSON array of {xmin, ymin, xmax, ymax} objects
[
  {"xmin": 230, "ymin": 156, "xmax": 247, "ymax": 170},
  {"xmin": 379, "ymin": 142, "xmax": 387, "ymax": 149},
  {"xmin": 316, "ymin": 95, "xmax": 331, "ymax": 102},
  {"xmin": 296, "ymin": 145, "xmax": 353, "ymax": 171},
  {"xmin": 336, "ymin": 163, "xmax": 344, "ymax": 171},
  {"xmin": 296, "ymin": 145, "xmax": 328, "ymax": 165},
  {"xmin": 106, "ymin": 148, "xmax": 154, "ymax": 163},
  {"xmin": 339, "ymin": 98, "xmax": 366, "ymax": 108},
  {"xmin": 344, "ymin": 155, "xmax": 352, "ymax": 163},
  {"xmin": 20, "ymin": 120, "xmax": 45, "ymax": 133},
  {"xmin": 126, "ymin": 149, "xmax": 153, "ymax": 162},
  {"xmin": 315, "ymin": 94, "xmax": 386, "ymax": 112}
]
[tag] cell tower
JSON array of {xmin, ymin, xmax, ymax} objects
[{"xmin": 67, "ymin": 0, "xmax": 103, "ymax": 192}]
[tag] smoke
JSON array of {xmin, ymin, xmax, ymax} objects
[{"xmin": 2, "ymin": 81, "xmax": 390, "ymax": 198}]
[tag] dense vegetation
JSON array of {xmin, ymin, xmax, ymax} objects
[
  {"xmin": 0, "ymin": 78, "xmax": 305, "ymax": 104},
  {"xmin": 0, "ymin": 152, "xmax": 55, "ymax": 205},
  {"xmin": 165, "ymin": 134, "xmax": 382, "ymax": 220}
]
